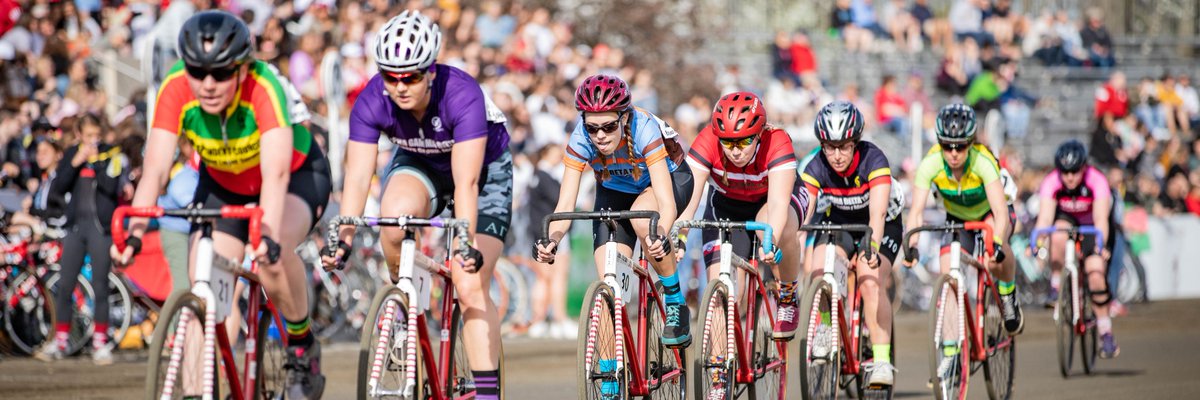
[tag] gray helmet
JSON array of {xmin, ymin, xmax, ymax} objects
[
  {"xmin": 935, "ymin": 104, "xmax": 977, "ymax": 143},
  {"xmin": 178, "ymin": 10, "xmax": 254, "ymax": 69},
  {"xmin": 814, "ymin": 101, "xmax": 865, "ymax": 143}
]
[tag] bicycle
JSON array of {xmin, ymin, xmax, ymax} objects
[
  {"xmin": 796, "ymin": 223, "xmax": 894, "ymax": 399},
  {"xmin": 0, "ymin": 223, "xmax": 56, "ymax": 355},
  {"xmin": 903, "ymin": 222, "xmax": 1014, "ymax": 400},
  {"xmin": 1029, "ymin": 225, "xmax": 1103, "ymax": 377},
  {"xmin": 539, "ymin": 210, "xmax": 686, "ymax": 400},
  {"xmin": 113, "ymin": 205, "xmax": 288, "ymax": 400},
  {"xmin": 324, "ymin": 215, "xmax": 478, "ymax": 400},
  {"xmin": 670, "ymin": 219, "xmax": 785, "ymax": 400},
  {"xmin": 296, "ymin": 232, "xmax": 380, "ymax": 342}
]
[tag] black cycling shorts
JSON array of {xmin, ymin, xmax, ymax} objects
[
  {"xmin": 1052, "ymin": 211, "xmax": 1107, "ymax": 258},
  {"xmin": 810, "ymin": 211, "xmax": 904, "ymax": 264},
  {"xmin": 700, "ymin": 188, "xmax": 804, "ymax": 266},
  {"xmin": 591, "ymin": 167, "xmax": 694, "ymax": 250},
  {"xmin": 941, "ymin": 205, "xmax": 1017, "ymax": 256},
  {"xmin": 192, "ymin": 144, "xmax": 332, "ymax": 240},
  {"xmin": 384, "ymin": 150, "xmax": 513, "ymax": 241}
]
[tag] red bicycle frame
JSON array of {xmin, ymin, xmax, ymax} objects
[
  {"xmin": 732, "ymin": 260, "xmax": 787, "ymax": 386},
  {"xmin": 415, "ymin": 262, "xmax": 463, "ymax": 400},
  {"xmin": 621, "ymin": 258, "xmax": 686, "ymax": 396}
]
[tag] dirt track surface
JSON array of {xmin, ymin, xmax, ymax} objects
[{"xmin": 2, "ymin": 299, "xmax": 1198, "ymax": 399}]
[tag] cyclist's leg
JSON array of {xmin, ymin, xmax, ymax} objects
[
  {"xmin": 630, "ymin": 168, "xmax": 694, "ymax": 347},
  {"xmin": 1083, "ymin": 239, "xmax": 1119, "ymax": 356},
  {"xmin": 378, "ymin": 164, "xmax": 434, "ymax": 279},
  {"xmin": 859, "ymin": 220, "xmax": 901, "ymax": 374},
  {"xmin": 1046, "ymin": 218, "xmax": 1075, "ymax": 299},
  {"xmin": 756, "ymin": 200, "xmax": 802, "ymax": 338},
  {"xmin": 984, "ymin": 210, "xmax": 1023, "ymax": 334}
]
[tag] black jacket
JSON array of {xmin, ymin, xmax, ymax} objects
[{"xmin": 49, "ymin": 144, "xmax": 127, "ymax": 234}]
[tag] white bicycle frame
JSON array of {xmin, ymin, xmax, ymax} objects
[
  {"xmin": 367, "ymin": 235, "xmax": 447, "ymax": 398},
  {"xmin": 818, "ymin": 243, "xmax": 846, "ymax": 361},
  {"xmin": 582, "ymin": 240, "xmax": 645, "ymax": 383}
]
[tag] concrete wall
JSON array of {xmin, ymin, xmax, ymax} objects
[{"xmin": 1141, "ymin": 215, "xmax": 1200, "ymax": 300}]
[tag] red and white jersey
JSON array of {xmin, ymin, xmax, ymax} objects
[{"xmin": 687, "ymin": 125, "xmax": 797, "ymax": 203}]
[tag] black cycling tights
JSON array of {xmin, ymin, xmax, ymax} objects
[{"xmin": 54, "ymin": 222, "xmax": 113, "ymax": 328}]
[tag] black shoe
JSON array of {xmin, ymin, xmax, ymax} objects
[
  {"xmin": 285, "ymin": 341, "xmax": 326, "ymax": 400},
  {"xmin": 1000, "ymin": 292, "xmax": 1024, "ymax": 335},
  {"xmin": 661, "ymin": 303, "xmax": 691, "ymax": 348}
]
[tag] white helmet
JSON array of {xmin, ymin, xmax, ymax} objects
[{"xmin": 374, "ymin": 10, "xmax": 442, "ymax": 73}]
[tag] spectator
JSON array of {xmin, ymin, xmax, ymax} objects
[
  {"xmin": 1025, "ymin": 9, "xmax": 1066, "ymax": 66},
  {"xmin": 789, "ymin": 31, "xmax": 818, "ymax": 83},
  {"xmin": 880, "ymin": 0, "xmax": 921, "ymax": 52},
  {"xmin": 998, "ymin": 61, "xmax": 1037, "ymax": 138},
  {"xmin": 874, "ymin": 74, "xmax": 909, "ymax": 137},
  {"xmin": 1178, "ymin": 74, "xmax": 1200, "ymax": 131},
  {"xmin": 1156, "ymin": 74, "xmax": 1191, "ymax": 136},
  {"xmin": 1134, "ymin": 77, "xmax": 1169, "ymax": 140},
  {"xmin": 911, "ymin": 0, "xmax": 952, "ymax": 49},
  {"xmin": 1160, "ymin": 165, "xmax": 1190, "ymax": 214},
  {"xmin": 157, "ymin": 137, "xmax": 199, "ymax": 294},
  {"xmin": 964, "ymin": 56, "xmax": 1008, "ymax": 115},
  {"xmin": 949, "ymin": 0, "xmax": 987, "ymax": 45},
  {"xmin": 1079, "ymin": 8, "xmax": 1115, "ymax": 68},
  {"xmin": 1053, "ymin": 10, "xmax": 1087, "ymax": 66},
  {"xmin": 524, "ymin": 144, "xmax": 575, "ymax": 339},
  {"xmin": 770, "ymin": 31, "xmax": 797, "ymax": 84},
  {"xmin": 832, "ymin": 0, "xmax": 871, "ymax": 53},
  {"xmin": 936, "ymin": 41, "xmax": 970, "ymax": 95},
  {"xmin": 475, "ymin": 0, "xmax": 515, "ymax": 49},
  {"xmin": 1092, "ymin": 71, "xmax": 1130, "ymax": 168}
]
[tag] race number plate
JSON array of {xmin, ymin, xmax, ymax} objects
[
  {"xmin": 210, "ymin": 260, "xmax": 237, "ymax": 322},
  {"xmin": 612, "ymin": 252, "xmax": 641, "ymax": 303},
  {"xmin": 413, "ymin": 264, "xmax": 434, "ymax": 311}
]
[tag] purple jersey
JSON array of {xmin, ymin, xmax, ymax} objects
[{"xmin": 349, "ymin": 64, "xmax": 510, "ymax": 173}]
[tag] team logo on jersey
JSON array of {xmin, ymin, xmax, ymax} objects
[{"xmin": 432, "ymin": 116, "xmax": 444, "ymax": 132}]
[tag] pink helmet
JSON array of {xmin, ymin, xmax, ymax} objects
[{"xmin": 574, "ymin": 74, "xmax": 631, "ymax": 113}]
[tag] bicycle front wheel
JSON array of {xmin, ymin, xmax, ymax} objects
[
  {"xmin": 695, "ymin": 281, "xmax": 733, "ymax": 400},
  {"xmin": 3, "ymin": 269, "xmax": 55, "ymax": 355},
  {"xmin": 749, "ymin": 284, "xmax": 784, "ymax": 400},
  {"xmin": 145, "ymin": 291, "xmax": 227, "ymax": 399},
  {"xmin": 798, "ymin": 278, "xmax": 839, "ymax": 400},
  {"xmin": 577, "ymin": 281, "xmax": 627, "ymax": 400},
  {"xmin": 357, "ymin": 286, "xmax": 423, "ymax": 399},
  {"xmin": 1055, "ymin": 280, "xmax": 1075, "ymax": 377},
  {"xmin": 255, "ymin": 304, "xmax": 287, "ymax": 399},
  {"xmin": 645, "ymin": 282, "xmax": 685, "ymax": 399},
  {"xmin": 983, "ymin": 280, "xmax": 1014, "ymax": 400},
  {"xmin": 929, "ymin": 274, "xmax": 968, "ymax": 400},
  {"xmin": 1079, "ymin": 284, "xmax": 1098, "ymax": 375}
]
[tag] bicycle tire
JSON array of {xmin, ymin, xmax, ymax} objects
[
  {"xmin": 358, "ymin": 286, "xmax": 423, "ymax": 399},
  {"xmin": 42, "ymin": 271, "xmax": 93, "ymax": 356},
  {"xmin": 982, "ymin": 280, "xmax": 1014, "ymax": 400},
  {"xmin": 694, "ymin": 280, "xmax": 732, "ymax": 400},
  {"xmin": 576, "ymin": 281, "xmax": 627, "ymax": 400},
  {"xmin": 443, "ymin": 303, "xmax": 476, "ymax": 397},
  {"xmin": 145, "ymin": 291, "xmax": 227, "ymax": 399},
  {"xmin": 3, "ymin": 268, "xmax": 55, "ymax": 355},
  {"xmin": 255, "ymin": 303, "xmax": 287, "ymax": 399},
  {"xmin": 929, "ymin": 274, "xmax": 968, "ymax": 400},
  {"xmin": 645, "ymin": 281, "xmax": 685, "ymax": 399},
  {"xmin": 1079, "ymin": 284, "xmax": 1098, "ymax": 375},
  {"xmin": 108, "ymin": 272, "xmax": 133, "ymax": 347},
  {"xmin": 798, "ymin": 278, "xmax": 839, "ymax": 400},
  {"xmin": 1055, "ymin": 279, "xmax": 1075, "ymax": 378},
  {"xmin": 749, "ymin": 283, "xmax": 785, "ymax": 400}
]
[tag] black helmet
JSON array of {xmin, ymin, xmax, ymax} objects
[
  {"xmin": 178, "ymin": 10, "xmax": 253, "ymax": 69},
  {"xmin": 1054, "ymin": 139, "xmax": 1088, "ymax": 172},
  {"xmin": 935, "ymin": 104, "xmax": 977, "ymax": 143},
  {"xmin": 814, "ymin": 101, "xmax": 865, "ymax": 143}
]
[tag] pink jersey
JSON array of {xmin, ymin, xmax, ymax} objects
[{"xmin": 1039, "ymin": 166, "xmax": 1111, "ymax": 225}]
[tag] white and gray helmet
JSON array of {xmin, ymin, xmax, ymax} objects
[
  {"xmin": 814, "ymin": 101, "xmax": 865, "ymax": 143},
  {"xmin": 374, "ymin": 10, "xmax": 442, "ymax": 73}
]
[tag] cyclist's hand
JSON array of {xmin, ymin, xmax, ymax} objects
[
  {"xmin": 533, "ymin": 238, "xmax": 558, "ymax": 264},
  {"xmin": 248, "ymin": 236, "xmax": 282, "ymax": 265},
  {"xmin": 759, "ymin": 247, "xmax": 783, "ymax": 265},
  {"xmin": 990, "ymin": 245, "xmax": 1007, "ymax": 264},
  {"xmin": 1101, "ymin": 248, "xmax": 1111, "ymax": 261},
  {"xmin": 672, "ymin": 236, "xmax": 687, "ymax": 263},
  {"xmin": 455, "ymin": 246, "xmax": 485, "ymax": 273},
  {"xmin": 320, "ymin": 240, "xmax": 352, "ymax": 271},
  {"xmin": 860, "ymin": 249, "xmax": 881, "ymax": 269},
  {"xmin": 111, "ymin": 236, "xmax": 142, "ymax": 266},
  {"xmin": 645, "ymin": 234, "xmax": 669, "ymax": 262}
]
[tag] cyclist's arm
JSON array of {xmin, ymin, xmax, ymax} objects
[
  {"xmin": 125, "ymin": 128, "xmax": 178, "ymax": 237},
  {"xmin": 867, "ymin": 182, "xmax": 889, "ymax": 249},
  {"xmin": 450, "ymin": 137, "xmax": 486, "ymax": 244},
  {"xmin": 1092, "ymin": 175, "xmax": 1113, "ymax": 250},
  {"xmin": 546, "ymin": 165, "xmax": 583, "ymax": 243},
  {"xmin": 647, "ymin": 159, "xmax": 676, "ymax": 235},
  {"xmin": 767, "ymin": 168, "xmax": 797, "ymax": 244},
  {"xmin": 906, "ymin": 186, "xmax": 930, "ymax": 246},
  {"xmin": 984, "ymin": 179, "xmax": 1010, "ymax": 240},
  {"xmin": 1034, "ymin": 178, "xmax": 1058, "ymax": 230},
  {"xmin": 335, "ymin": 141, "xmax": 380, "ymax": 244},
  {"xmin": 257, "ymin": 126, "xmax": 293, "ymax": 241}
]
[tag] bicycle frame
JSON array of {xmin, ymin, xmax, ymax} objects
[
  {"xmin": 327, "ymin": 216, "xmax": 470, "ymax": 400},
  {"xmin": 1030, "ymin": 226, "xmax": 1103, "ymax": 334},
  {"xmin": 114, "ymin": 206, "xmax": 284, "ymax": 400},
  {"xmin": 670, "ymin": 219, "xmax": 785, "ymax": 386},
  {"xmin": 903, "ymin": 222, "xmax": 1011, "ymax": 363},
  {"xmin": 799, "ymin": 223, "xmax": 873, "ymax": 376},
  {"xmin": 542, "ymin": 210, "xmax": 684, "ymax": 397}
]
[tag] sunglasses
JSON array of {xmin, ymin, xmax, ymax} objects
[
  {"xmin": 940, "ymin": 142, "xmax": 970, "ymax": 153},
  {"xmin": 719, "ymin": 135, "xmax": 757, "ymax": 150},
  {"xmin": 584, "ymin": 119, "xmax": 622, "ymax": 136},
  {"xmin": 821, "ymin": 141, "xmax": 856, "ymax": 155},
  {"xmin": 382, "ymin": 70, "xmax": 428, "ymax": 86},
  {"xmin": 185, "ymin": 65, "xmax": 240, "ymax": 82},
  {"xmin": 1061, "ymin": 168, "xmax": 1084, "ymax": 175}
]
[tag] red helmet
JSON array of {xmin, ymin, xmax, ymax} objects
[
  {"xmin": 710, "ymin": 92, "xmax": 766, "ymax": 139},
  {"xmin": 575, "ymin": 74, "xmax": 631, "ymax": 113}
]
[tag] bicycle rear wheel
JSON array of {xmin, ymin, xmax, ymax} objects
[
  {"xmin": 442, "ymin": 303, "xmax": 476, "ymax": 397},
  {"xmin": 145, "ymin": 291, "xmax": 227, "ymax": 399},
  {"xmin": 358, "ymin": 286, "xmax": 423, "ymax": 399},
  {"xmin": 43, "ymin": 271, "xmax": 93, "ymax": 356},
  {"xmin": 3, "ymin": 269, "xmax": 55, "ymax": 355},
  {"xmin": 577, "ymin": 281, "xmax": 627, "ymax": 400},
  {"xmin": 929, "ymin": 274, "xmax": 968, "ymax": 400},
  {"xmin": 254, "ymin": 303, "xmax": 287, "ymax": 399},
  {"xmin": 982, "ymin": 282, "xmax": 1014, "ymax": 400},
  {"xmin": 1079, "ymin": 285, "xmax": 1098, "ymax": 375},
  {"xmin": 749, "ymin": 285, "xmax": 784, "ymax": 400},
  {"xmin": 695, "ymin": 281, "xmax": 733, "ymax": 400},
  {"xmin": 1055, "ymin": 280, "xmax": 1075, "ymax": 377},
  {"xmin": 645, "ymin": 282, "xmax": 685, "ymax": 399},
  {"xmin": 798, "ymin": 278, "xmax": 839, "ymax": 400},
  {"xmin": 108, "ymin": 273, "xmax": 133, "ymax": 347}
]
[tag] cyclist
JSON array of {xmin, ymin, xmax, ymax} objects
[
  {"xmin": 534, "ymin": 73, "xmax": 692, "ymax": 395},
  {"xmin": 319, "ymin": 11, "xmax": 510, "ymax": 399},
  {"xmin": 801, "ymin": 101, "xmax": 902, "ymax": 387},
  {"xmin": 1034, "ymin": 140, "xmax": 1119, "ymax": 358},
  {"xmin": 111, "ymin": 11, "xmax": 331, "ymax": 399},
  {"xmin": 906, "ymin": 104, "xmax": 1023, "ymax": 343}
]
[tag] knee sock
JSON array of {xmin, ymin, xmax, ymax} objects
[
  {"xmin": 998, "ymin": 280, "xmax": 1015, "ymax": 296},
  {"xmin": 660, "ymin": 271, "xmax": 685, "ymax": 305},
  {"xmin": 472, "ymin": 369, "xmax": 501, "ymax": 399},
  {"xmin": 779, "ymin": 280, "xmax": 800, "ymax": 304},
  {"xmin": 285, "ymin": 317, "xmax": 315, "ymax": 348},
  {"xmin": 873, "ymin": 344, "xmax": 891, "ymax": 364}
]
